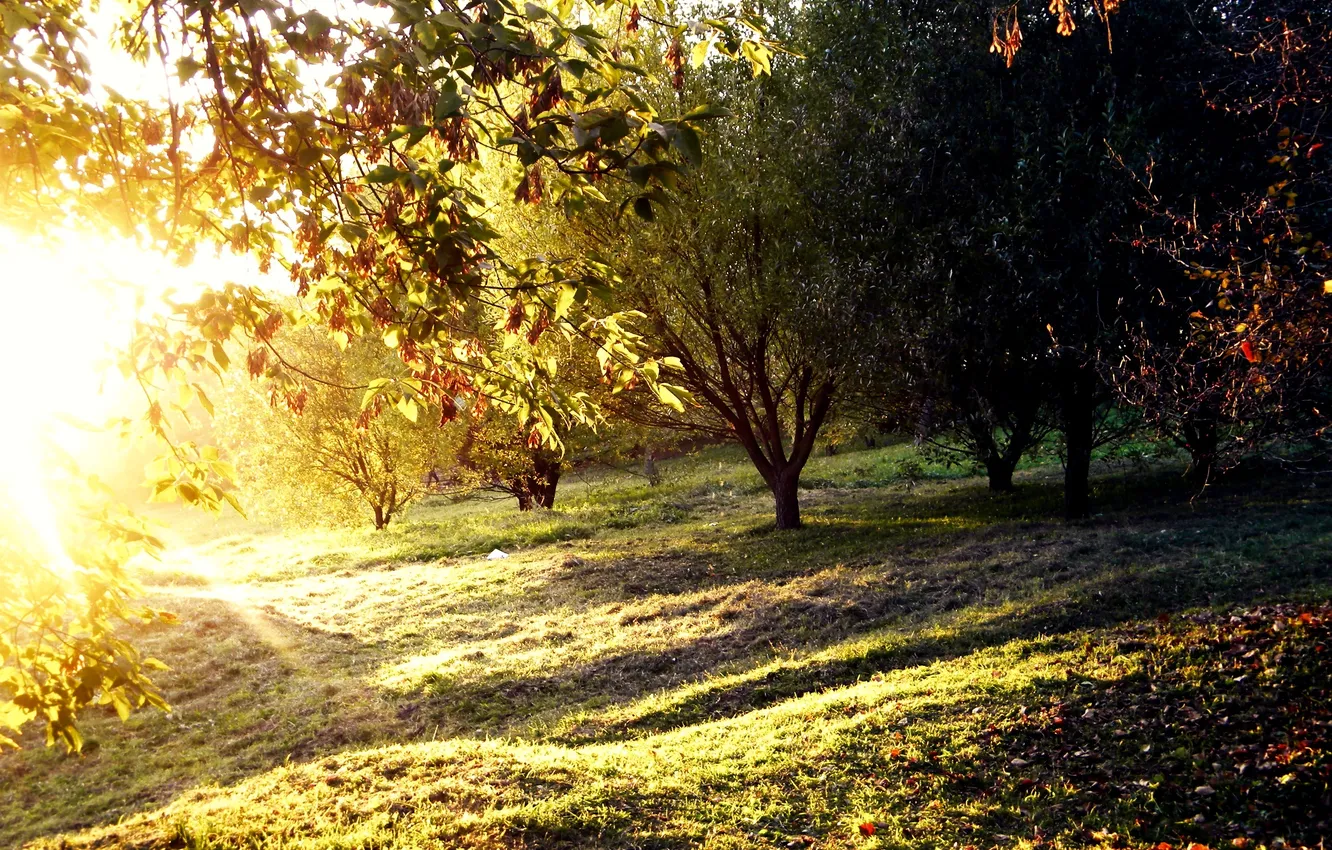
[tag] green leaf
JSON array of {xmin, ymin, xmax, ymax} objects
[
  {"xmin": 175, "ymin": 57, "xmax": 204, "ymax": 82},
  {"xmin": 304, "ymin": 11, "xmax": 333, "ymax": 39},
  {"xmin": 0, "ymin": 105, "xmax": 20, "ymax": 131},
  {"xmin": 612, "ymin": 367, "xmax": 633, "ymax": 393},
  {"xmin": 365, "ymin": 165, "xmax": 400, "ymax": 184},
  {"xmin": 633, "ymin": 196, "xmax": 655, "ymax": 221},
  {"xmin": 741, "ymin": 40, "xmax": 772, "ymax": 77},
  {"xmin": 683, "ymin": 104, "xmax": 732, "ymax": 121},
  {"xmin": 396, "ymin": 396, "xmax": 420, "ymax": 423},
  {"xmin": 672, "ymin": 125, "xmax": 703, "ymax": 167},
  {"xmin": 417, "ymin": 20, "xmax": 438, "ymax": 50},
  {"xmin": 628, "ymin": 164, "xmax": 653, "ymax": 187},
  {"xmin": 0, "ymin": 701, "xmax": 29, "ymax": 732},
  {"xmin": 339, "ymin": 222, "xmax": 369, "ymax": 242},
  {"xmin": 434, "ymin": 89, "xmax": 463, "ymax": 121},
  {"xmin": 110, "ymin": 690, "xmax": 132, "ymax": 722},
  {"xmin": 554, "ymin": 281, "xmax": 577, "ymax": 320}
]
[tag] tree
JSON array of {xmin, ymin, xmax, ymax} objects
[
  {"xmin": 447, "ymin": 314, "xmax": 689, "ymax": 508},
  {"xmin": 1, "ymin": 0, "xmax": 779, "ymax": 741},
  {"xmin": 5, "ymin": 0, "xmax": 780, "ymax": 460},
  {"xmin": 218, "ymin": 329, "xmax": 449, "ymax": 529},
  {"xmin": 905, "ymin": 343, "xmax": 1055, "ymax": 493},
  {"xmin": 1113, "ymin": 0, "xmax": 1332, "ymax": 477},
  {"xmin": 803, "ymin": 0, "xmax": 1248, "ymax": 516},
  {"xmin": 514, "ymin": 21, "xmax": 882, "ymax": 529},
  {"xmin": 455, "ymin": 410, "xmax": 566, "ymax": 510}
]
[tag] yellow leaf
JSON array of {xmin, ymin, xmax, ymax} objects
[
  {"xmin": 657, "ymin": 384, "xmax": 684, "ymax": 412},
  {"xmin": 396, "ymin": 396, "xmax": 420, "ymax": 423},
  {"xmin": 554, "ymin": 281, "xmax": 577, "ymax": 320},
  {"xmin": 0, "ymin": 701, "xmax": 30, "ymax": 732},
  {"xmin": 691, "ymin": 37, "xmax": 712, "ymax": 69}
]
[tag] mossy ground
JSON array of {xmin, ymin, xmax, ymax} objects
[{"xmin": 2, "ymin": 443, "xmax": 1329, "ymax": 850}]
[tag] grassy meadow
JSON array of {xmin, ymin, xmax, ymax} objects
[{"xmin": 2, "ymin": 442, "xmax": 1330, "ymax": 849}]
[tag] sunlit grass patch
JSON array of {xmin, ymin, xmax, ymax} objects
[
  {"xmin": 4, "ymin": 446, "xmax": 1332, "ymax": 849},
  {"xmin": 32, "ymin": 607, "xmax": 1332, "ymax": 850}
]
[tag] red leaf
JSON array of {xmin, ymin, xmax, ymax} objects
[
  {"xmin": 1240, "ymin": 340, "xmax": 1258, "ymax": 362},
  {"xmin": 859, "ymin": 822, "xmax": 876, "ymax": 837}
]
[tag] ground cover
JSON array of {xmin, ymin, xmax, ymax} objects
[{"xmin": 3, "ymin": 445, "xmax": 1328, "ymax": 849}]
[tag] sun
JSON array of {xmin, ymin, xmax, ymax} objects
[
  {"xmin": 0, "ymin": 225, "xmax": 269, "ymax": 565},
  {"xmin": 0, "ymin": 235, "xmax": 134, "ymax": 570}
]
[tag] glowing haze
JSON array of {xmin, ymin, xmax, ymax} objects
[{"xmin": 0, "ymin": 225, "xmax": 266, "ymax": 565}]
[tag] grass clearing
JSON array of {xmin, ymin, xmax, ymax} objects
[{"xmin": 2, "ymin": 444, "xmax": 1329, "ymax": 849}]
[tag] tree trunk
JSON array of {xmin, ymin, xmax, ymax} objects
[
  {"xmin": 534, "ymin": 463, "xmax": 561, "ymax": 509},
  {"xmin": 983, "ymin": 403, "xmax": 1037, "ymax": 493},
  {"xmin": 372, "ymin": 504, "xmax": 388, "ymax": 530},
  {"xmin": 720, "ymin": 373, "xmax": 832, "ymax": 531},
  {"xmin": 1064, "ymin": 432, "xmax": 1092, "ymax": 519},
  {"xmin": 984, "ymin": 455, "xmax": 1016, "ymax": 492},
  {"xmin": 1182, "ymin": 420, "xmax": 1219, "ymax": 485},
  {"xmin": 643, "ymin": 443, "xmax": 660, "ymax": 486},
  {"xmin": 524, "ymin": 456, "xmax": 560, "ymax": 509},
  {"xmin": 771, "ymin": 469, "xmax": 802, "ymax": 530},
  {"xmin": 1060, "ymin": 364, "xmax": 1096, "ymax": 520},
  {"xmin": 514, "ymin": 485, "xmax": 534, "ymax": 511}
]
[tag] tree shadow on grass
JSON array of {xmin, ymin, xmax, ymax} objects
[
  {"xmin": 401, "ymin": 469, "xmax": 1332, "ymax": 742},
  {"xmin": 6, "ymin": 467, "xmax": 1328, "ymax": 848},
  {"xmin": 493, "ymin": 608, "xmax": 1332, "ymax": 850},
  {"xmin": 540, "ymin": 464, "xmax": 1274, "ymax": 603}
]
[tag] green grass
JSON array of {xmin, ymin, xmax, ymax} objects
[{"xmin": 2, "ymin": 444, "xmax": 1329, "ymax": 849}]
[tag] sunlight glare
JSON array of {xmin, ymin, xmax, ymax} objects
[{"xmin": 0, "ymin": 226, "xmax": 267, "ymax": 572}]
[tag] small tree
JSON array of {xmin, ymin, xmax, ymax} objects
[
  {"xmin": 218, "ymin": 330, "xmax": 448, "ymax": 529},
  {"xmin": 859, "ymin": 252, "xmax": 1056, "ymax": 493},
  {"xmin": 456, "ymin": 409, "xmax": 565, "ymax": 510}
]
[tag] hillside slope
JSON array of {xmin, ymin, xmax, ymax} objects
[{"xmin": 2, "ymin": 447, "xmax": 1329, "ymax": 849}]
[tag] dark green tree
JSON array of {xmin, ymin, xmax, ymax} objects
[{"xmin": 803, "ymin": 0, "xmax": 1251, "ymax": 515}]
